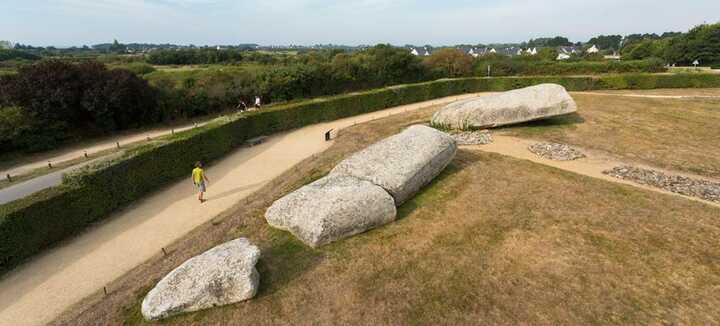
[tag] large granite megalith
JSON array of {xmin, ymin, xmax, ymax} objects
[
  {"xmin": 141, "ymin": 238, "xmax": 260, "ymax": 321},
  {"xmin": 431, "ymin": 84, "xmax": 577, "ymax": 130},
  {"xmin": 331, "ymin": 125, "xmax": 457, "ymax": 205},
  {"xmin": 265, "ymin": 175, "xmax": 396, "ymax": 247}
]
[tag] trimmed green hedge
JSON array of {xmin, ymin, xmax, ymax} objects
[{"xmin": 2, "ymin": 73, "xmax": 720, "ymax": 273}]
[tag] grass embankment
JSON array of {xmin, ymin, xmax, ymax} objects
[
  {"xmin": 502, "ymin": 91, "xmax": 720, "ymax": 179},
  {"xmin": 57, "ymin": 104, "xmax": 720, "ymax": 325}
]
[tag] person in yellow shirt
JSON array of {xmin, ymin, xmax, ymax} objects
[{"xmin": 191, "ymin": 161, "xmax": 210, "ymax": 203}]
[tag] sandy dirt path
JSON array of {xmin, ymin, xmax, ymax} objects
[
  {"xmin": 467, "ymin": 135, "xmax": 720, "ymax": 209},
  {"xmin": 0, "ymin": 121, "xmax": 210, "ymax": 179},
  {"xmin": 0, "ymin": 93, "xmax": 486, "ymax": 326}
]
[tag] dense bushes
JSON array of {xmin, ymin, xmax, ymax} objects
[
  {"xmin": 1, "ymin": 73, "xmax": 720, "ymax": 274},
  {"xmin": 470, "ymin": 55, "xmax": 665, "ymax": 76},
  {"xmin": 0, "ymin": 49, "xmax": 40, "ymax": 62},
  {"xmin": 0, "ymin": 60, "xmax": 157, "ymax": 152},
  {"xmin": 621, "ymin": 22, "xmax": 720, "ymax": 65},
  {"xmin": 147, "ymin": 48, "xmax": 279, "ymax": 65}
]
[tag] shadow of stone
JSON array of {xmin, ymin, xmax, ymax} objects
[
  {"xmin": 254, "ymin": 233, "xmax": 324, "ymax": 299},
  {"xmin": 395, "ymin": 155, "xmax": 472, "ymax": 221},
  {"xmin": 495, "ymin": 112, "xmax": 586, "ymax": 131}
]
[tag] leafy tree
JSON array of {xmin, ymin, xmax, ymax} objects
[
  {"xmin": 587, "ymin": 35, "xmax": 622, "ymax": 51},
  {"xmin": 537, "ymin": 47, "xmax": 558, "ymax": 61},
  {"xmin": 527, "ymin": 36, "xmax": 573, "ymax": 47},
  {"xmin": 0, "ymin": 60, "xmax": 156, "ymax": 151},
  {"xmin": 423, "ymin": 48, "xmax": 474, "ymax": 77},
  {"xmin": 109, "ymin": 39, "xmax": 125, "ymax": 53},
  {"xmin": 665, "ymin": 23, "xmax": 720, "ymax": 65},
  {"xmin": 625, "ymin": 39, "xmax": 668, "ymax": 60}
]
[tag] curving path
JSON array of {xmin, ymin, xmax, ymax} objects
[
  {"xmin": 0, "ymin": 93, "xmax": 487, "ymax": 326},
  {"xmin": 0, "ymin": 121, "xmax": 210, "ymax": 180}
]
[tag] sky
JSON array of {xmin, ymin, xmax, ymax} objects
[{"xmin": 1, "ymin": 0, "xmax": 719, "ymax": 47}]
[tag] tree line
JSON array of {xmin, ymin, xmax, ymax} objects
[{"xmin": 0, "ymin": 42, "xmax": 676, "ymax": 154}]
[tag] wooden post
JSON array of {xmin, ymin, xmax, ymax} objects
[
  {"xmin": 84, "ymin": 151, "xmax": 89, "ymax": 158},
  {"xmin": 103, "ymin": 287, "xmax": 108, "ymax": 296},
  {"xmin": 161, "ymin": 247, "xmax": 167, "ymax": 256},
  {"xmin": 116, "ymin": 141, "xmax": 120, "ymax": 149},
  {"xmin": 6, "ymin": 174, "xmax": 11, "ymax": 182},
  {"xmin": 47, "ymin": 161, "xmax": 52, "ymax": 169}
]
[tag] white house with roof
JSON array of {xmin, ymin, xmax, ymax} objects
[
  {"xmin": 410, "ymin": 47, "xmax": 431, "ymax": 56},
  {"xmin": 467, "ymin": 48, "xmax": 480, "ymax": 58},
  {"xmin": 586, "ymin": 45, "xmax": 599, "ymax": 54}
]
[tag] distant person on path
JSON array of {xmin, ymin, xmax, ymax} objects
[
  {"xmin": 254, "ymin": 95, "xmax": 262, "ymax": 109},
  {"xmin": 192, "ymin": 161, "xmax": 209, "ymax": 203},
  {"xmin": 236, "ymin": 100, "xmax": 247, "ymax": 112}
]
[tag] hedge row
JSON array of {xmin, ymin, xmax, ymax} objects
[{"xmin": 2, "ymin": 73, "xmax": 720, "ymax": 273}]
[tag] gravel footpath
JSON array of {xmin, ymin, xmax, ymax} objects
[
  {"xmin": 528, "ymin": 142, "xmax": 586, "ymax": 161},
  {"xmin": 451, "ymin": 130, "xmax": 493, "ymax": 145},
  {"xmin": 604, "ymin": 165, "xmax": 720, "ymax": 203}
]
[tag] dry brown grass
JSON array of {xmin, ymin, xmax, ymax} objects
[
  {"xmin": 502, "ymin": 93, "xmax": 720, "ymax": 179},
  {"xmin": 54, "ymin": 103, "xmax": 720, "ymax": 326},
  {"xmin": 591, "ymin": 88, "xmax": 720, "ymax": 96}
]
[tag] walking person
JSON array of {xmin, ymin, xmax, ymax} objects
[
  {"xmin": 254, "ymin": 95, "xmax": 262, "ymax": 109},
  {"xmin": 192, "ymin": 161, "xmax": 209, "ymax": 203},
  {"xmin": 236, "ymin": 100, "xmax": 247, "ymax": 112}
]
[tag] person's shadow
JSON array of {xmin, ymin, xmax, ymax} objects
[{"xmin": 206, "ymin": 180, "xmax": 267, "ymax": 202}]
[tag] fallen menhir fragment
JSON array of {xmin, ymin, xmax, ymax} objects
[
  {"xmin": 141, "ymin": 238, "xmax": 260, "ymax": 321},
  {"xmin": 265, "ymin": 125, "xmax": 457, "ymax": 247},
  {"xmin": 431, "ymin": 83, "xmax": 577, "ymax": 130}
]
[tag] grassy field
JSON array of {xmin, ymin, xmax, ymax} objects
[
  {"xmin": 144, "ymin": 63, "xmax": 268, "ymax": 87},
  {"xmin": 500, "ymin": 92, "xmax": 720, "ymax": 179},
  {"xmin": 57, "ymin": 101, "xmax": 720, "ymax": 325}
]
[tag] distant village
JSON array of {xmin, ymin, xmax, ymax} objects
[
  {"xmin": 408, "ymin": 44, "xmax": 617, "ymax": 61},
  {"xmin": 2, "ymin": 40, "xmax": 619, "ymax": 61}
]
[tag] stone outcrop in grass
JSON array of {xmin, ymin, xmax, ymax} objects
[
  {"xmin": 431, "ymin": 84, "xmax": 577, "ymax": 130},
  {"xmin": 265, "ymin": 175, "xmax": 396, "ymax": 247},
  {"xmin": 331, "ymin": 125, "xmax": 457, "ymax": 205},
  {"xmin": 141, "ymin": 238, "xmax": 260, "ymax": 321}
]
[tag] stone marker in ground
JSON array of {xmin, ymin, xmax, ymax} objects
[
  {"xmin": 265, "ymin": 175, "xmax": 396, "ymax": 247},
  {"xmin": 528, "ymin": 142, "xmax": 586, "ymax": 161},
  {"xmin": 331, "ymin": 125, "xmax": 457, "ymax": 205},
  {"xmin": 604, "ymin": 165, "xmax": 720, "ymax": 203},
  {"xmin": 141, "ymin": 238, "xmax": 260, "ymax": 321},
  {"xmin": 431, "ymin": 84, "xmax": 577, "ymax": 130}
]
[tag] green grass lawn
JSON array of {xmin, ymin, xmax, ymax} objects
[{"xmin": 144, "ymin": 63, "xmax": 268, "ymax": 87}]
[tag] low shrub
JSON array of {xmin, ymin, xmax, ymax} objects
[{"xmin": 1, "ymin": 73, "xmax": 719, "ymax": 274}]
